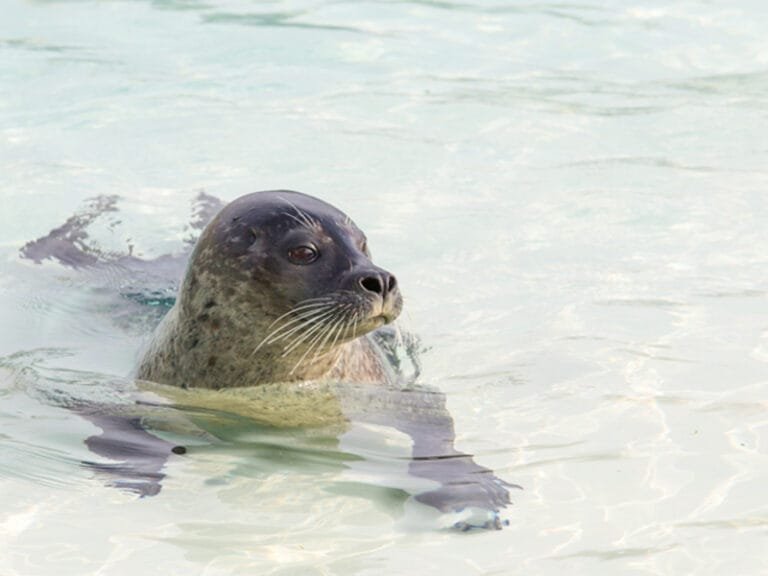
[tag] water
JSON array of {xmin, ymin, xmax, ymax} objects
[{"xmin": 2, "ymin": 0, "xmax": 768, "ymax": 573}]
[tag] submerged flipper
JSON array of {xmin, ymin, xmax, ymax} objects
[
  {"xmin": 20, "ymin": 195, "xmax": 121, "ymax": 268},
  {"xmin": 20, "ymin": 192, "xmax": 225, "ymax": 270},
  {"xmin": 19, "ymin": 191, "xmax": 227, "ymax": 330},
  {"xmin": 339, "ymin": 383, "xmax": 518, "ymax": 530},
  {"xmin": 80, "ymin": 411, "xmax": 182, "ymax": 497}
]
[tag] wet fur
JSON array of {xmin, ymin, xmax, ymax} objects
[{"xmin": 137, "ymin": 191, "xmax": 401, "ymax": 389}]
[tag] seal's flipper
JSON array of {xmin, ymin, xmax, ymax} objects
[
  {"xmin": 20, "ymin": 195, "xmax": 121, "ymax": 268},
  {"xmin": 396, "ymin": 400, "xmax": 516, "ymax": 524},
  {"xmin": 341, "ymin": 384, "xmax": 517, "ymax": 528},
  {"xmin": 81, "ymin": 412, "xmax": 179, "ymax": 497},
  {"xmin": 20, "ymin": 191, "xmax": 225, "ymax": 270},
  {"xmin": 19, "ymin": 192, "xmax": 227, "ymax": 329},
  {"xmin": 411, "ymin": 452, "xmax": 515, "ymax": 513}
]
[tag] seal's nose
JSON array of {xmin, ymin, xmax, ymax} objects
[{"xmin": 358, "ymin": 271, "xmax": 397, "ymax": 299}]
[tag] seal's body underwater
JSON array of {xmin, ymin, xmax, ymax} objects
[
  {"xmin": 137, "ymin": 190, "xmax": 401, "ymax": 391},
  {"xmin": 22, "ymin": 190, "xmax": 514, "ymax": 530}
]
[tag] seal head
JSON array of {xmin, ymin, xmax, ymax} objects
[{"xmin": 137, "ymin": 190, "xmax": 402, "ymax": 389}]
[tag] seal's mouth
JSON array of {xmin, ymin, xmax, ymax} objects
[
  {"xmin": 369, "ymin": 300, "xmax": 399, "ymax": 326},
  {"xmin": 353, "ymin": 306, "xmax": 396, "ymax": 335},
  {"xmin": 372, "ymin": 314, "xmax": 389, "ymax": 326}
]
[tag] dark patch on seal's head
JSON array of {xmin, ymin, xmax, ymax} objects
[{"xmin": 185, "ymin": 190, "xmax": 402, "ymax": 362}]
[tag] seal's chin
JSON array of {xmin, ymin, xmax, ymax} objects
[
  {"xmin": 367, "ymin": 305, "xmax": 399, "ymax": 329},
  {"xmin": 355, "ymin": 314, "xmax": 386, "ymax": 335},
  {"xmin": 369, "ymin": 297, "xmax": 400, "ymax": 325},
  {"xmin": 379, "ymin": 310, "xmax": 400, "ymax": 324},
  {"xmin": 355, "ymin": 309, "xmax": 397, "ymax": 337}
]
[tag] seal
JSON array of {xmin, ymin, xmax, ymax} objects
[
  {"xmin": 136, "ymin": 190, "xmax": 403, "ymax": 390},
  {"xmin": 22, "ymin": 190, "xmax": 514, "ymax": 529}
]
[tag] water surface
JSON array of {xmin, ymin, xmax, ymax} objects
[{"xmin": 2, "ymin": 0, "xmax": 768, "ymax": 574}]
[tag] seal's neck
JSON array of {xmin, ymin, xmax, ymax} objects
[{"xmin": 137, "ymin": 304, "xmax": 351, "ymax": 389}]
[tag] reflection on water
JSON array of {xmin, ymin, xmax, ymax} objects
[{"xmin": 3, "ymin": 0, "xmax": 768, "ymax": 573}]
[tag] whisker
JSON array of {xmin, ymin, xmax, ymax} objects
[
  {"xmin": 279, "ymin": 197, "xmax": 318, "ymax": 230},
  {"xmin": 350, "ymin": 311, "xmax": 360, "ymax": 340},
  {"xmin": 282, "ymin": 211, "xmax": 311, "ymax": 230},
  {"xmin": 262, "ymin": 306, "xmax": 334, "ymax": 340},
  {"xmin": 281, "ymin": 310, "xmax": 340, "ymax": 357},
  {"xmin": 326, "ymin": 310, "xmax": 349, "ymax": 355},
  {"xmin": 289, "ymin": 317, "xmax": 340, "ymax": 375},
  {"xmin": 264, "ymin": 310, "xmax": 334, "ymax": 344},
  {"xmin": 252, "ymin": 304, "xmax": 336, "ymax": 356},
  {"xmin": 262, "ymin": 298, "xmax": 335, "ymax": 331},
  {"xmin": 310, "ymin": 314, "xmax": 348, "ymax": 363},
  {"xmin": 253, "ymin": 307, "xmax": 336, "ymax": 354}
]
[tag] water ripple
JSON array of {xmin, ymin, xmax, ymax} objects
[{"xmin": 202, "ymin": 11, "xmax": 380, "ymax": 35}]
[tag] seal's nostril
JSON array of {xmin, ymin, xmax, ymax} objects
[
  {"xmin": 388, "ymin": 275, "xmax": 397, "ymax": 293},
  {"xmin": 360, "ymin": 276, "xmax": 383, "ymax": 295}
]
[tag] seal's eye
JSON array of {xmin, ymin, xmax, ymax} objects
[{"xmin": 287, "ymin": 245, "xmax": 319, "ymax": 265}]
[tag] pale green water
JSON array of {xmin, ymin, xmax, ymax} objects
[{"xmin": 2, "ymin": 0, "xmax": 768, "ymax": 574}]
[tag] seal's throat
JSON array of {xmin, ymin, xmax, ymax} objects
[{"xmin": 137, "ymin": 306, "xmax": 392, "ymax": 390}]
